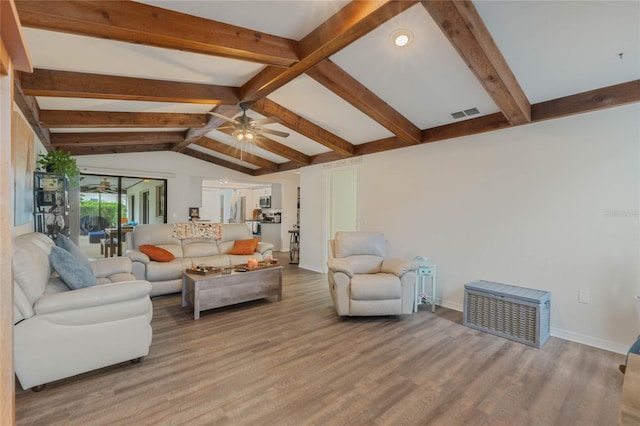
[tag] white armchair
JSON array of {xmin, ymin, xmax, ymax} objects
[
  {"xmin": 13, "ymin": 232, "xmax": 153, "ymax": 390},
  {"xmin": 327, "ymin": 231, "xmax": 416, "ymax": 316}
]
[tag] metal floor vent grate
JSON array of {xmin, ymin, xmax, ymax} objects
[{"xmin": 463, "ymin": 280, "xmax": 550, "ymax": 348}]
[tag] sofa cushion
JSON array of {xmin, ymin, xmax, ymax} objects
[
  {"xmin": 182, "ymin": 239, "xmax": 220, "ymax": 258},
  {"xmin": 49, "ymin": 246, "xmax": 99, "ymax": 290},
  {"xmin": 139, "ymin": 244, "xmax": 175, "ymax": 262},
  {"xmin": 13, "ymin": 233, "xmax": 55, "ymax": 306},
  {"xmin": 227, "ymin": 238, "xmax": 259, "ymax": 255},
  {"xmin": 350, "ymin": 273, "xmax": 401, "ymax": 300},
  {"xmin": 55, "ymin": 234, "xmax": 92, "ymax": 271}
]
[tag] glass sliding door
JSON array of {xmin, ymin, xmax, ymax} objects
[{"xmin": 78, "ymin": 174, "xmax": 166, "ymax": 258}]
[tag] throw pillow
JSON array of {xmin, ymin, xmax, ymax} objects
[
  {"xmin": 55, "ymin": 233, "xmax": 93, "ymax": 272},
  {"xmin": 227, "ymin": 238, "xmax": 259, "ymax": 255},
  {"xmin": 50, "ymin": 246, "xmax": 99, "ymax": 290},
  {"xmin": 139, "ymin": 244, "xmax": 175, "ymax": 262}
]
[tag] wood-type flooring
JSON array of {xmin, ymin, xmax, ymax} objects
[{"xmin": 15, "ymin": 254, "xmax": 624, "ymax": 425}]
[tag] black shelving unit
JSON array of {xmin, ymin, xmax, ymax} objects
[{"xmin": 34, "ymin": 171, "xmax": 70, "ymax": 240}]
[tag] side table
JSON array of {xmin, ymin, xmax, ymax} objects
[{"xmin": 415, "ymin": 264, "xmax": 437, "ymax": 313}]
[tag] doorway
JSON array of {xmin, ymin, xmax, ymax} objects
[
  {"xmin": 327, "ymin": 167, "xmax": 358, "ymax": 240},
  {"xmin": 78, "ymin": 174, "xmax": 166, "ymax": 258}
]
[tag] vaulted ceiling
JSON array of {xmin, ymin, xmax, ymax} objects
[{"xmin": 13, "ymin": 0, "xmax": 640, "ymax": 176}]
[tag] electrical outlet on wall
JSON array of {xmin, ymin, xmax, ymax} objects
[{"xmin": 579, "ymin": 290, "xmax": 591, "ymax": 304}]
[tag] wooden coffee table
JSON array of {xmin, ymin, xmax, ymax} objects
[{"xmin": 181, "ymin": 265, "xmax": 282, "ymax": 319}]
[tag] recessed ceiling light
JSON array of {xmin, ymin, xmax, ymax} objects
[{"xmin": 390, "ymin": 29, "xmax": 413, "ymax": 47}]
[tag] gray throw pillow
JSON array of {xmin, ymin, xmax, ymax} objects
[
  {"xmin": 50, "ymin": 246, "xmax": 99, "ymax": 290},
  {"xmin": 55, "ymin": 234, "xmax": 92, "ymax": 272}
]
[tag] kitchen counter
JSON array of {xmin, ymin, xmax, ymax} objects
[{"xmin": 260, "ymin": 222, "xmax": 281, "ymax": 251}]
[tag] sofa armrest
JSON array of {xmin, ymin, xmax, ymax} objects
[
  {"xmin": 381, "ymin": 258, "xmax": 416, "ymax": 277},
  {"xmin": 327, "ymin": 258, "xmax": 354, "ymax": 277},
  {"xmin": 33, "ymin": 280, "xmax": 152, "ymax": 316},
  {"xmin": 125, "ymin": 249, "xmax": 150, "ymax": 264},
  {"xmin": 256, "ymin": 241, "xmax": 274, "ymax": 255},
  {"xmin": 90, "ymin": 256, "xmax": 133, "ymax": 278}
]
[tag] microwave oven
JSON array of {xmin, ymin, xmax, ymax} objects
[{"xmin": 259, "ymin": 196, "xmax": 271, "ymax": 208}]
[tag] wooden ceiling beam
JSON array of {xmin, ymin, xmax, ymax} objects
[
  {"xmin": 195, "ymin": 137, "xmax": 279, "ymax": 171},
  {"xmin": 15, "ymin": 0, "xmax": 298, "ymax": 67},
  {"xmin": 13, "ymin": 73, "xmax": 51, "ymax": 149},
  {"xmin": 422, "ymin": 112, "xmax": 510, "ymax": 143},
  {"xmin": 422, "ymin": 0, "xmax": 531, "ymax": 125},
  {"xmin": 1, "ymin": 0, "xmax": 32, "ymax": 73},
  {"xmin": 66, "ymin": 143, "xmax": 174, "ymax": 156},
  {"xmin": 40, "ymin": 110, "xmax": 209, "ymax": 128},
  {"xmin": 51, "ymin": 131, "xmax": 186, "ymax": 147},
  {"xmin": 307, "ymin": 59, "xmax": 422, "ymax": 146},
  {"xmin": 241, "ymin": 0, "xmax": 418, "ymax": 102},
  {"xmin": 251, "ymin": 98, "xmax": 355, "ymax": 157},
  {"xmin": 21, "ymin": 68, "xmax": 239, "ymax": 105},
  {"xmin": 532, "ymin": 80, "xmax": 640, "ymax": 122},
  {"xmin": 183, "ymin": 147, "xmax": 255, "ymax": 176}
]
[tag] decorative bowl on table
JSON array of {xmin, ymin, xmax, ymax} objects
[{"xmin": 186, "ymin": 265, "xmax": 221, "ymax": 275}]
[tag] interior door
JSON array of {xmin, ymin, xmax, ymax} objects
[{"xmin": 327, "ymin": 167, "xmax": 358, "ymax": 239}]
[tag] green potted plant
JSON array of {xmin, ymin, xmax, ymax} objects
[{"xmin": 37, "ymin": 150, "xmax": 79, "ymax": 180}]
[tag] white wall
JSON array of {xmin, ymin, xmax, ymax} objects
[{"xmin": 300, "ymin": 104, "xmax": 640, "ymax": 353}]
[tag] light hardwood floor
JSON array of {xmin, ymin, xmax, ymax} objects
[{"xmin": 15, "ymin": 255, "xmax": 625, "ymax": 425}]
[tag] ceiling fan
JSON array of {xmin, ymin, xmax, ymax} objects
[
  {"xmin": 81, "ymin": 177, "xmax": 116, "ymax": 194},
  {"xmin": 209, "ymin": 102, "xmax": 290, "ymax": 142}
]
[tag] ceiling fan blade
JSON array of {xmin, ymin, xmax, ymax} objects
[
  {"xmin": 256, "ymin": 127, "xmax": 290, "ymax": 138},
  {"xmin": 251, "ymin": 117, "xmax": 281, "ymax": 126},
  {"xmin": 207, "ymin": 112, "xmax": 239, "ymax": 125}
]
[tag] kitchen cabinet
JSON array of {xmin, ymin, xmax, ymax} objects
[{"xmin": 252, "ymin": 186, "xmax": 271, "ymax": 208}]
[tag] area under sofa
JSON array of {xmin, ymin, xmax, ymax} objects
[{"xmin": 125, "ymin": 223, "xmax": 274, "ymax": 297}]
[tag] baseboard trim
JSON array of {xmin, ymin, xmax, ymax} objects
[{"xmin": 439, "ymin": 299, "xmax": 628, "ymax": 354}]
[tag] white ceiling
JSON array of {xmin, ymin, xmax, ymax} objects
[{"xmin": 20, "ymin": 1, "xmax": 640, "ymax": 172}]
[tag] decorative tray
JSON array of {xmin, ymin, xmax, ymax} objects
[
  {"xmin": 235, "ymin": 261, "xmax": 279, "ymax": 271},
  {"xmin": 185, "ymin": 267, "xmax": 221, "ymax": 275}
]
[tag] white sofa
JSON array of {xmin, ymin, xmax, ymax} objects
[
  {"xmin": 13, "ymin": 232, "xmax": 153, "ymax": 390},
  {"xmin": 125, "ymin": 223, "xmax": 274, "ymax": 297},
  {"xmin": 327, "ymin": 231, "xmax": 416, "ymax": 316}
]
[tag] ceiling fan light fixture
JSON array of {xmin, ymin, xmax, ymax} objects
[
  {"xmin": 391, "ymin": 29, "xmax": 413, "ymax": 47},
  {"xmin": 232, "ymin": 129, "xmax": 256, "ymax": 141}
]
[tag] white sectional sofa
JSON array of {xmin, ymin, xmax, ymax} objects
[
  {"xmin": 125, "ymin": 223, "xmax": 274, "ymax": 297},
  {"xmin": 13, "ymin": 232, "xmax": 153, "ymax": 390}
]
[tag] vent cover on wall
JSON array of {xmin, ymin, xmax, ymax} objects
[{"xmin": 463, "ymin": 280, "xmax": 551, "ymax": 348}]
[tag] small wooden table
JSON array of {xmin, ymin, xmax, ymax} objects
[
  {"xmin": 181, "ymin": 265, "xmax": 282, "ymax": 319},
  {"xmin": 103, "ymin": 225, "xmax": 134, "ymax": 257}
]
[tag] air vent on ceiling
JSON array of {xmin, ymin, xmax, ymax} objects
[{"xmin": 451, "ymin": 107, "xmax": 480, "ymax": 119}]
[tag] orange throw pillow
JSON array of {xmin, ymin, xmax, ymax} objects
[
  {"xmin": 227, "ymin": 238, "xmax": 259, "ymax": 255},
  {"xmin": 139, "ymin": 244, "xmax": 175, "ymax": 262}
]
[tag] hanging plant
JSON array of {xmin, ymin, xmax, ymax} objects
[{"xmin": 37, "ymin": 150, "xmax": 79, "ymax": 179}]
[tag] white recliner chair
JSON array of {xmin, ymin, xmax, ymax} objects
[
  {"xmin": 327, "ymin": 231, "xmax": 416, "ymax": 316},
  {"xmin": 13, "ymin": 232, "xmax": 153, "ymax": 390}
]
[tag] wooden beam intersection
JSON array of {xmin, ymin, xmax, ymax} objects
[{"xmin": 422, "ymin": 0, "xmax": 531, "ymax": 125}]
